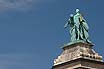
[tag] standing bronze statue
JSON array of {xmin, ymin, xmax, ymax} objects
[{"xmin": 64, "ymin": 9, "xmax": 91, "ymax": 44}]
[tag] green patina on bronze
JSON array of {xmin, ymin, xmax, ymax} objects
[{"xmin": 64, "ymin": 9, "xmax": 92, "ymax": 46}]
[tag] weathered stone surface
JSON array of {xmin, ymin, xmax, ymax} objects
[
  {"xmin": 53, "ymin": 58, "xmax": 104, "ymax": 69},
  {"xmin": 54, "ymin": 42, "xmax": 103, "ymax": 66},
  {"xmin": 53, "ymin": 42, "xmax": 104, "ymax": 69}
]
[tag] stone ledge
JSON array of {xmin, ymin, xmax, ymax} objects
[
  {"xmin": 62, "ymin": 42, "xmax": 93, "ymax": 50},
  {"xmin": 52, "ymin": 58, "xmax": 104, "ymax": 69}
]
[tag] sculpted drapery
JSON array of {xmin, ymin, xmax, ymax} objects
[{"xmin": 64, "ymin": 9, "xmax": 91, "ymax": 43}]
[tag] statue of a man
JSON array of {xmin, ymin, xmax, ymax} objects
[{"xmin": 65, "ymin": 9, "xmax": 91, "ymax": 43}]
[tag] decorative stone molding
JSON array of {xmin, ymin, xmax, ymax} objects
[{"xmin": 54, "ymin": 42, "xmax": 103, "ymax": 65}]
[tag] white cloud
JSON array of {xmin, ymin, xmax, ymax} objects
[
  {"xmin": 0, "ymin": 0, "xmax": 34, "ymax": 11},
  {"xmin": 0, "ymin": 0, "xmax": 56, "ymax": 12}
]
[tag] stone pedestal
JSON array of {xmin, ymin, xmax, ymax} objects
[{"xmin": 52, "ymin": 42, "xmax": 104, "ymax": 69}]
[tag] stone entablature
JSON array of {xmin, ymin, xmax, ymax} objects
[
  {"xmin": 54, "ymin": 42, "xmax": 103, "ymax": 66},
  {"xmin": 52, "ymin": 58, "xmax": 104, "ymax": 69}
]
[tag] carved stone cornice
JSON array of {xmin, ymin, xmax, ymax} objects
[{"xmin": 54, "ymin": 42, "xmax": 103, "ymax": 66}]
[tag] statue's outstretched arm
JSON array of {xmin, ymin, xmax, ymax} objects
[
  {"xmin": 64, "ymin": 19, "xmax": 70, "ymax": 28},
  {"xmin": 64, "ymin": 14, "xmax": 74, "ymax": 28}
]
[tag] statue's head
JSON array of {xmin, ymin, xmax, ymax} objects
[
  {"xmin": 70, "ymin": 14, "xmax": 73, "ymax": 17},
  {"xmin": 76, "ymin": 9, "xmax": 80, "ymax": 13}
]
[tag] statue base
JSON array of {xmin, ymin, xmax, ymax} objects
[
  {"xmin": 53, "ymin": 42, "xmax": 104, "ymax": 69},
  {"xmin": 62, "ymin": 40, "xmax": 93, "ymax": 48}
]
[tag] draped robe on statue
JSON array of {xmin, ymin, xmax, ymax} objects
[{"xmin": 65, "ymin": 9, "xmax": 91, "ymax": 43}]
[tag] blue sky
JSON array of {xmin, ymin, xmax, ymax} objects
[{"xmin": 0, "ymin": 0, "xmax": 104, "ymax": 69}]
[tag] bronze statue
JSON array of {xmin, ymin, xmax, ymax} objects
[{"xmin": 64, "ymin": 9, "xmax": 91, "ymax": 44}]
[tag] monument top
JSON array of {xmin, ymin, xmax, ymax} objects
[{"xmin": 53, "ymin": 9, "xmax": 104, "ymax": 69}]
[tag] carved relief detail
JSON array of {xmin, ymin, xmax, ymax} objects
[{"xmin": 54, "ymin": 44, "xmax": 103, "ymax": 65}]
